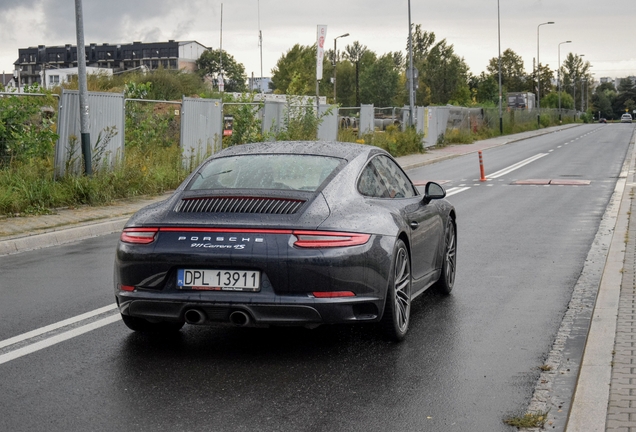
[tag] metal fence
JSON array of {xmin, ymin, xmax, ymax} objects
[
  {"xmin": 55, "ymin": 90, "xmax": 125, "ymax": 177},
  {"xmin": 2, "ymin": 90, "xmax": 585, "ymax": 174}
]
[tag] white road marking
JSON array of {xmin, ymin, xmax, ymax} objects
[
  {"xmin": 488, "ymin": 153, "xmax": 549, "ymax": 179},
  {"xmin": 0, "ymin": 304, "xmax": 118, "ymax": 349},
  {"xmin": 0, "ymin": 314, "xmax": 120, "ymax": 366},
  {"xmin": 446, "ymin": 187, "xmax": 471, "ymax": 196}
]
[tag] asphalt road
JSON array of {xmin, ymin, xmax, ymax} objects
[{"xmin": 0, "ymin": 124, "xmax": 633, "ymax": 432}]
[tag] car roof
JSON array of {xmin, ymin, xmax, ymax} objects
[{"xmin": 211, "ymin": 141, "xmax": 380, "ymax": 162}]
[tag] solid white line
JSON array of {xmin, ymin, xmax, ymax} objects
[
  {"xmin": 0, "ymin": 314, "xmax": 121, "ymax": 366},
  {"xmin": 446, "ymin": 187, "xmax": 471, "ymax": 196},
  {"xmin": 488, "ymin": 153, "xmax": 549, "ymax": 179},
  {"xmin": 0, "ymin": 304, "xmax": 118, "ymax": 350}
]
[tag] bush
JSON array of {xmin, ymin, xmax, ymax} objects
[
  {"xmin": 358, "ymin": 126, "xmax": 423, "ymax": 156},
  {"xmin": 0, "ymin": 88, "xmax": 58, "ymax": 166},
  {"xmin": 0, "ymin": 144, "xmax": 186, "ymax": 216}
]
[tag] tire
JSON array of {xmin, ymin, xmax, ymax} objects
[
  {"xmin": 120, "ymin": 314, "xmax": 185, "ymax": 333},
  {"xmin": 433, "ymin": 218, "xmax": 456, "ymax": 295},
  {"xmin": 381, "ymin": 239, "xmax": 412, "ymax": 342}
]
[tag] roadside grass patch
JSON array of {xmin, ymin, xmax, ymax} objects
[
  {"xmin": 503, "ymin": 411, "xmax": 549, "ymax": 428},
  {"xmin": 0, "ymin": 145, "xmax": 186, "ymax": 216}
]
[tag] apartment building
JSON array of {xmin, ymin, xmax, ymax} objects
[{"xmin": 12, "ymin": 40, "xmax": 208, "ymax": 88}]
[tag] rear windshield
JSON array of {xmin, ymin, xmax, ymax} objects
[{"xmin": 188, "ymin": 154, "xmax": 343, "ymax": 192}]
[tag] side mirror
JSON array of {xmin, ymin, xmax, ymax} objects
[{"xmin": 423, "ymin": 182, "xmax": 446, "ymax": 204}]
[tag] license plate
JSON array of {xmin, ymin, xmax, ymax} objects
[{"xmin": 177, "ymin": 269, "xmax": 260, "ymax": 291}]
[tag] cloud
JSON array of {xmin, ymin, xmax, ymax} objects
[{"xmin": 0, "ymin": 0, "xmax": 635, "ymax": 78}]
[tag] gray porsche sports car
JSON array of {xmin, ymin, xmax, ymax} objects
[{"xmin": 114, "ymin": 141, "xmax": 456, "ymax": 341}]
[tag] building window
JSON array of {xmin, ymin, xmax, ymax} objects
[{"xmin": 48, "ymin": 75, "xmax": 60, "ymax": 85}]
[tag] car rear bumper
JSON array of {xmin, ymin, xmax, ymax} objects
[{"xmin": 116, "ymin": 293, "xmax": 383, "ymax": 326}]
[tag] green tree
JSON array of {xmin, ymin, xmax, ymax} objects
[
  {"xmin": 486, "ymin": 49, "xmax": 527, "ymax": 93},
  {"xmin": 591, "ymin": 89, "xmax": 614, "ymax": 119},
  {"xmin": 196, "ymin": 49, "xmax": 247, "ymax": 93},
  {"xmin": 344, "ymin": 41, "xmax": 368, "ymax": 106},
  {"xmin": 359, "ymin": 53, "xmax": 400, "ymax": 107},
  {"xmin": 270, "ymin": 44, "xmax": 317, "ymax": 96},
  {"xmin": 420, "ymin": 39, "xmax": 469, "ymax": 105},
  {"xmin": 541, "ymin": 91, "xmax": 574, "ymax": 110},
  {"xmin": 472, "ymin": 72, "xmax": 499, "ymax": 105},
  {"xmin": 536, "ymin": 63, "xmax": 555, "ymax": 101},
  {"xmin": 409, "ymin": 25, "xmax": 436, "ymax": 64},
  {"xmin": 613, "ymin": 78, "xmax": 636, "ymax": 117},
  {"xmin": 559, "ymin": 53, "xmax": 591, "ymax": 111},
  {"xmin": 333, "ymin": 60, "xmax": 356, "ymax": 106}
]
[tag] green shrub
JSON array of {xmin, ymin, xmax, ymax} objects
[{"xmin": 0, "ymin": 88, "xmax": 58, "ymax": 166}]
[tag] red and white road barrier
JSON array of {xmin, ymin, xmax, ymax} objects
[{"xmin": 478, "ymin": 151, "xmax": 487, "ymax": 182}]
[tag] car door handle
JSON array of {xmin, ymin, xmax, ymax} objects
[{"xmin": 410, "ymin": 221, "xmax": 419, "ymax": 229}]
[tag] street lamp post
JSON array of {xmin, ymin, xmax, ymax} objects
[
  {"xmin": 558, "ymin": 40, "xmax": 571, "ymax": 123},
  {"xmin": 497, "ymin": 0, "xmax": 503, "ymax": 134},
  {"xmin": 537, "ymin": 21, "xmax": 554, "ymax": 127},
  {"xmin": 333, "ymin": 33, "xmax": 349, "ymax": 104}
]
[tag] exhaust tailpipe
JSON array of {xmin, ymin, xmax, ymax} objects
[
  {"xmin": 184, "ymin": 309, "xmax": 206, "ymax": 325},
  {"xmin": 229, "ymin": 311, "xmax": 251, "ymax": 327}
]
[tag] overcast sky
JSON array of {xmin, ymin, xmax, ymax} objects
[{"xmin": 1, "ymin": 0, "xmax": 635, "ymax": 81}]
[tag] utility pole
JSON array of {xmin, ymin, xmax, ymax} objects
[
  {"xmin": 258, "ymin": 0, "xmax": 263, "ymax": 94},
  {"xmin": 74, "ymin": 0, "xmax": 91, "ymax": 175},
  {"xmin": 407, "ymin": 0, "xmax": 415, "ymax": 128},
  {"xmin": 219, "ymin": 3, "xmax": 224, "ymax": 96}
]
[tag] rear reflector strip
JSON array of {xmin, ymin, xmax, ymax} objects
[
  {"xmin": 160, "ymin": 227, "xmax": 293, "ymax": 235},
  {"xmin": 313, "ymin": 291, "xmax": 356, "ymax": 298},
  {"xmin": 120, "ymin": 285, "xmax": 135, "ymax": 292},
  {"xmin": 121, "ymin": 227, "xmax": 370, "ymax": 248}
]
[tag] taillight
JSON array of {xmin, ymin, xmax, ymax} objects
[
  {"xmin": 292, "ymin": 231, "xmax": 370, "ymax": 248},
  {"xmin": 120, "ymin": 228, "xmax": 159, "ymax": 244},
  {"xmin": 120, "ymin": 284, "xmax": 135, "ymax": 292}
]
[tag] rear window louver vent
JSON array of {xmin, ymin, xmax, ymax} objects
[{"xmin": 175, "ymin": 197, "xmax": 305, "ymax": 215}]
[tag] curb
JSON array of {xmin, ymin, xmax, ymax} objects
[
  {"xmin": 565, "ymin": 128, "xmax": 636, "ymax": 431},
  {"xmin": 0, "ymin": 217, "xmax": 129, "ymax": 256}
]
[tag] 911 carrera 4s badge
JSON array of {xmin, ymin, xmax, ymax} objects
[{"xmin": 176, "ymin": 235, "xmax": 264, "ymax": 250}]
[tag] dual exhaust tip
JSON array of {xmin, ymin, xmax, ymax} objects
[{"xmin": 184, "ymin": 308, "xmax": 251, "ymax": 327}]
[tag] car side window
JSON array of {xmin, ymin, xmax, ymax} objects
[
  {"xmin": 371, "ymin": 156, "xmax": 416, "ymax": 198},
  {"xmin": 358, "ymin": 162, "xmax": 390, "ymax": 198}
]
